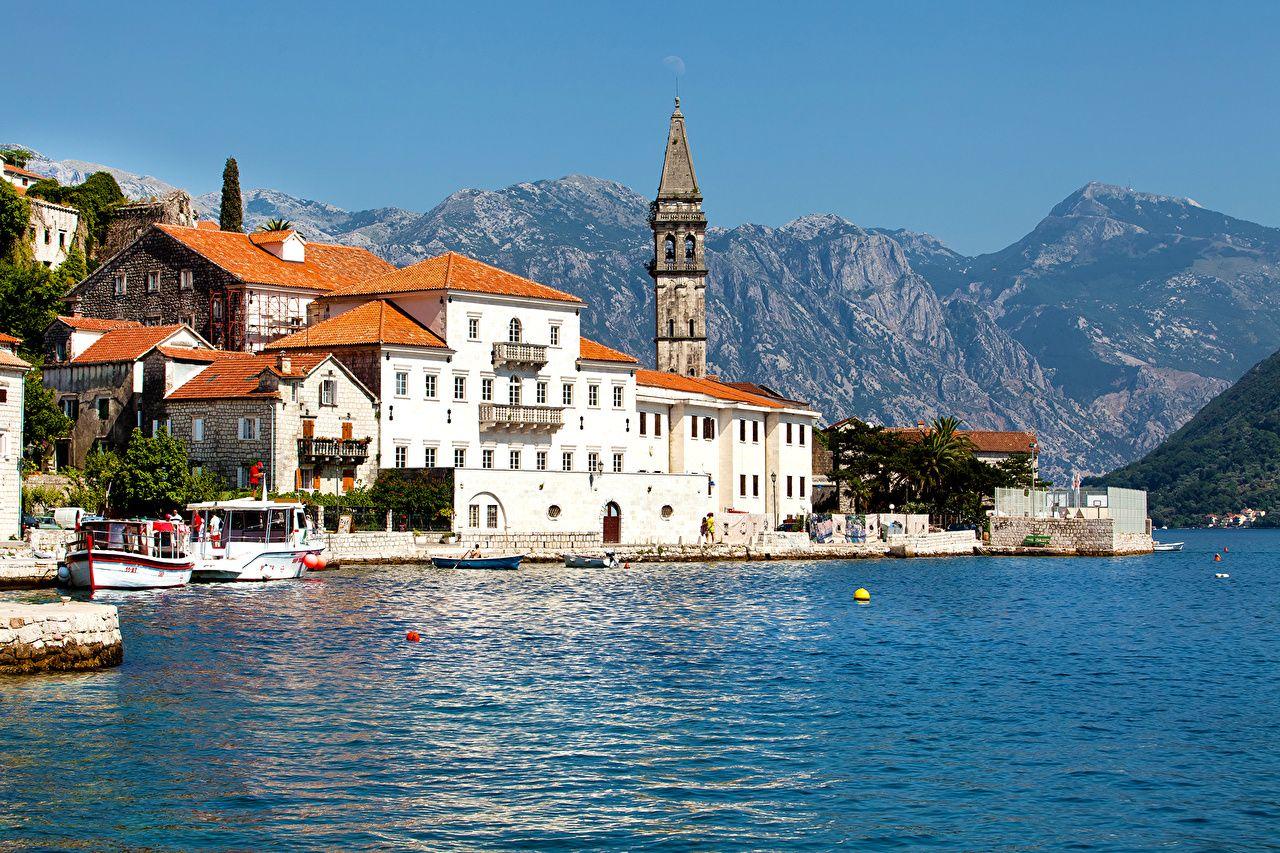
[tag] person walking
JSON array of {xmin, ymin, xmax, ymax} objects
[{"xmin": 706, "ymin": 513, "xmax": 716, "ymax": 544}]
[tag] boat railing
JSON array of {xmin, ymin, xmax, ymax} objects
[{"xmin": 78, "ymin": 521, "xmax": 190, "ymax": 560}]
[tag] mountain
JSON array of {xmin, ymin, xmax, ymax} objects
[
  {"xmin": 1091, "ymin": 347, "xmax": 1280, "ymax": 526},
  {"xmin": 18, "ymin": 145, "xmax": 1280, "ymax": 484},
  {"xmin": 3, "ymin": 144, "xmax": 184, "ymax": 201}
]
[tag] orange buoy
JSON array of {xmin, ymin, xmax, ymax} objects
[
  {"xmin": 313, "ymin": 556, "xmax": 327, "ymax": 571},
  {"xmin": 406, "ymin": 630, "xmax": 421, "ymax": 642},
  {"xmin": 1214, "ymin": 554, "xmax": 1222, "ymax": 562},
  {"xmin": 1224, "ymin": 546, "xmax": 1229, "ymax": 553},
  {"xmin": 303, "ymin": 553, "xmax": 320, "ymax": 569}
]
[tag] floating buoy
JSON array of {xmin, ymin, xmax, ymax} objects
[
  {"xmin": 854, "ymin": 587, "xmax": 871, "ymax": 603},
  {"xmin": 1215, "ymin": 573, "xmax": 1230, "ymax": 579},
  {"xmin": 1214, "ymin": 554, "xmax": 1222, "ymax": 563},
  {"xmin": 303, "ymin": 553, "xmax": 320, "ymax": 569},
  {"xmin": 313, "ymin": 556, "xmax": 327, "ymax": 571},
  {"xmin": 1224, "ymin": 546, "xmax": 1229, "ymax": 553},
  {"xmin": 623, "ymin": 562, "xmax": 631, "ymax": 570},
  {"xmin": 406, "ymin": 630, "xmax": 421, "ymax": 642}
]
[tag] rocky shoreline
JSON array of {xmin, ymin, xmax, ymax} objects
[{"xmin": 0, "ymin": 601, "xmax": 123, "ymax": 675}]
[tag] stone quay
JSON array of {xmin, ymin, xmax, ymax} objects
[{"xmin": 0, "ymin": 601, "xmax": 123, "ymax": 675}]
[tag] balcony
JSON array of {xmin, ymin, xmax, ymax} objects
[
  {"xmin": 298, "ymin": 437, "xmax": 371, "ymax": 462},
  {"xmin": 648, "ymin": 259, "xmax": 706, "ymax": 275},
  {"xmin": 478, "ymin": 404, "xmax": 564, "ymax": 432},
  {"xmin": 492, "ymin": 341, "xmax": 549, "ymax": 369}
]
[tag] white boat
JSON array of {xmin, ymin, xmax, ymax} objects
[
  {"xmin": 186, "ymin": 498, "xmax": 325, "ymax": 582},
  {"xmin": 563, "ymin": 553, "xmax": 620, "ymax": 568},
  {"xmin": 1153, "ymin": 541, "xmax": 1184, "ymax": 552},
  {"xmin": 64, "ymin": 519, "xmax": 193, "ymax": 591}
]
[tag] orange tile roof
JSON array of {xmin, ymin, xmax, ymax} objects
[
  {"xmin": 3, "ymin": 163, "xmax": 43, "ymax": 180},
  {"xmin": 886, "ymin": 426, "xmax": 1037, "ymax": 454},
  {"xmin": 154, "ymin": 345, "xmax": 253, "ymax": 363},
  {"xmin": 156, "ymin": 224, "xmax": 393, "ymax": 292},
  {"xmin": 264, "ymin": 300, "xmax": 449, "ymax": 351},
  {"xmin": 166, "ymin": 352, "xmax": 331, "ymax": 401},
  {"xmin": 249, "ymin": 229, "xmax": 295, "ymax": 245},
  {"xmin": 72, "ymin": 325, "xmax": 188, "ymax": 364},
  {"xmin": 636, "ymin": 369, "xmax": 786, "ymax": 409},
  {"xmin": 325, "ymin": 251, "xmax": 584, "ymax": 304},
  {"xmin": 55, "ymin": 315, "xmax": 144, "ymax": 332},
  {"xmin": 0, "ymin": 332, "xmax": 21, "ymax": 345},
  {"xmin": 579, "ymin": 337, "xmax": 638, "ymax": 364},
  {"xmin": 0, "ymin": 349, "xmax": 30, "ymax": 370},
  {"xmin": 196, "ymin": 220, "xmax": 220, "ymax": 230}
]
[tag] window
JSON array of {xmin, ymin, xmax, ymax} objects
[
  {"xmin": 424, "ymin": 447, "xmax": 437, "ymax": 467},
  {"xmin": 612, "ymin": 386, "xmax": 624, "ymax": 408},
  {"xmin": 800, "ymin": 425, "xmax": 807, "ymax": 446},
  {"xmin": 508, "ymin": 318, "xmax": 522, "ymax": 343},
  {"xmin": 752, "ymin": 475, "xmax": 760, "ymax": 497},
  {"xmin": 587, "ymin": 452, "xmax": 601, "ymax": 473},
  {"xmin": 192, "ymin": 417, "xmax": 205, "ymax": 442},
  {"xmin": 510, "ymin": 449, "xmax": 521, "ymax": 469},
  {"xmin": 547, "ymin": 504, "xmax": 561, "ymax": 519},
  {"xmin": 454, "ymin": 447, "xmax": 466, "ymax": 468},
  {"xmin": 146, "ymin": 271, "xmax": 160, "ymax": 292},
  {"xmin": 740, "ymin": 419, "xmax": 747, "ymax": 442},
  {"xmin": 469, "ymin": 504, "xmax": 480, "ymax": 528},
  {"xmin": 320, "ymin": 379, "xmax": 336, "ymax": 406},
  {"xmin": 562, "ymin": 382, "xmax": 574, "ymax": 406},
  {"xmin": 536, "ymin": 381, "xmax": 547, "ymax": 405},
  {"xmin": 685, "ymin": 234, "xmax": 696, "ymax": 261},
  {"xmin": 549, "ymin": 324, "xmax": 560, "ymax": 346},
  {"xmin": 394, "ymin": 446, "xmax": 407, "ymax": 468},
  {"xmin": 43, "ymin": 228, "xmax": 51, "ymax": 245},
  {"xmin": 508, "ymin": 377, "xmax": 522, "ymax": 405},
  {"xmin": 740, "ymin": 474, "xmax": 747, "ymax": 496},
  {"xmin": 588, "ymin": 384, "xmax": 599, "ymax": 407},
  {"xmin": 561, "ymin": 451, "xmax": 573, "ymax": 472},
  {"xmin": 612, "ymin": 452, "xmax": 623, "ymax": 473},
  {"xmin": 752, "ymin": 421, "xmax": 759, "ymax": 443},
  {"xmin": 689, "ymin": 319, "xmax": 696, "ymax": 337},
  {"xmin": 482, "ymin": 448, "xmax": 494, "ymax": 469},
  {"xmin": 424, "ymin": 373, "xmax": 437, "ymax": 399},
  {"xmin": 180, "ymin": 269, "xmax": 193, "ymax": 291},
  {"xmin": 800, "ymin": 476, "xmax": 807, "ymax": 497},
  {"xmin": 395, "ymin": 371, "xmax": 408, "ymax": 397},
  {"xmin": 787, "ymin": 476, "xmax": 794, "ymax": 498},
  {"xmin": 54, "ymin": 340, "xmax": 67, "ymax": 362},
  {"xmin": 453, "ymin": 375, "xmax": 467, "ymax": 401},
  {"xmin": 664, "ymin": 234, "xmax": 675, "ymax": 261},
  {"xmin": 536, "ymin": 450, "xmax": 547, "ymax": 471},
  {"xmin": 58, "ymin": 230, "xmax": 67, "ymax": 248},
  {"xmin": 639, "ymin": 412, "xmax": 647, "ymax": 436},
  {"xmin": 486, "ymin": 505, "xmax": 498, "ymax": 529},
  {"xmin": 238, "ymin": 417, "xmax": 260, "ymax": 440},
  {"xmin": 113, "ymin": 273, "xmax": 127, "ymax": 295},
  {"xmin": 481, "ymin": 378, "xmax": 494, "ymax": 402},
  {"xmin": 691, "ymin": 416, "xmax": 698, "ymax": 438},
  {"xmin": 668, "ymin": 318, "xmax": 675, "ymax": 338},
  {"xmin": 468, "ymin": 317, "xmax": 480, "ymax": 340},
  {"xmin": 60, "ymin": 398, "xmax": 78, "ymax": 419},
  {"xmin": 786, "ymin": 423, "xmax": 793, "ymax": 444},
  {"xmin": 97, "ymin": 398, "xmax": 110, "ymax": 421},
  {"xmin": 655, "ymin": 414, "xmax": 663, "ymax": 436},
  {"xmin": 702, "ymin": 417, "xmax": 715, "ymax": 440},
  {"xmin": 212, "ymin": 298, "xmax": 222, "ymax": 319}
]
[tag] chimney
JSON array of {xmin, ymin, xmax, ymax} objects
[{"xmin": 277, "ymin": 354, "xmax": 292, "ymax": 374}]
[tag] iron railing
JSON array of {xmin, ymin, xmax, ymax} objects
[
  {"xmin": 478, "ymin": 403, "xmax": 564, "ymax": 430},
  {"xmin": 297, "ymin": 437, "xmax": 371, "ymax": 461}
]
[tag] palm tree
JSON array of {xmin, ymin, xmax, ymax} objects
[
  {"xmin": 257, "ymin": 218, "xmax": 294, "ymax": 233},
  {"xmin": 914, "ymin": 416, "xmax": 971, "ymax": 502}
]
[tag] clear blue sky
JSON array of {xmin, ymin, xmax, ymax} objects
[{"xmin": 10, "ymin": 0, "xmax": 1280, "ymax": 255}]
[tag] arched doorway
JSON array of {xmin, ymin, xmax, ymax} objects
[{"xmin": 603, "ymin": 502, "xmax": 622, "ymax": 544}]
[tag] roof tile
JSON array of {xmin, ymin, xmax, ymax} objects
[
  {"xmin": 264, "ymin": 300, "xmax": 448, "ymax": 351},
  {"xmin": 72, "ymin": 325, "xmax": 189, "ymax": 364},
  {"xmin": 579, "ymin": 337, "xmax": 638, "ymax": 364},
  {"xmin": 325, "ymin": 251, "xmax": 583, "ymax": 303},
  {"xmin": 636, "ymin": 369, "xmax": 786, "ymax": 409},
  {"xmin": 166, "ymin": 352, "xmax": 330, "ymax": 401},
  {"xmin": 55, "ymin": 316, "xmax": 144, "ymax": 332}
]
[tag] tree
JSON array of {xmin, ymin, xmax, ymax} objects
[
  {"xmin": 22, "ymin": 362, "xmax": 71, "ymax": 468},
  {"xmin": 27, "ymin": 171, "xmax": 125, "ymax": 260},
  {"xmin": 219, "ymin": 157, "xmax": 243, "ymax": 233},
  {"xmin": 0, "ymin": 181, "xmax": 30, "ymax": 260},
  {"xmin": 58, "ymin": 243, "xmax": 87, "ymax": 287},
  {"xmin": 912, "ymin": 416, "xmax": 971, "ymax": 503},
  {"xmin": 0, "ymin": 148, "xmax": 34, "ymax": 167},
  {"xmin": 114, "ymin": 428, "xmax": 192, "ymax": 516},
  {"xmin": 257, "ymin": 218, "xmax": 293, "ymax": 232},
  {"xmin": 0, "ymin": 257, "xmax": 68, "ymax": 350}
]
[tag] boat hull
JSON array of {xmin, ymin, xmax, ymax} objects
[
  {"xmin": 191, "ymin": 548, "xmax": 322, "ymax": 582},
  {"xmin": 564, "ymin": 554, "xmax": 617, "ymax": 569},
  {"xmin": 65, "ymin": 551, "xmax": 193, "ymax": 590},
  {"xmin": 431, "ymin": 555, "xmax": 523, "ymax": 571},
  {"xmin": 1152, "ymin": 542, "xmax": 1184, "ymax": 552}
]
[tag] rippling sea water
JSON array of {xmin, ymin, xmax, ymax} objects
[{"xmin": 2, "ymin": 528, "xmax": 1278, "ymax": 850}]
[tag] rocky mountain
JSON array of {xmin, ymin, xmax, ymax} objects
[
  {"xmin": 1091, "ymin": 346, "xmax": 1280, "ymax": 526},
  {"xmin": 18, "ymin": 144, "xmax": 1280, "ymax": 483},
  {"xmin": 3, "ymin": 144, "xmax": 184, "ymax": 202}
]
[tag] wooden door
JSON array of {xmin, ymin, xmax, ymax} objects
[
  {"xmin": 603, "ymin": 502, "xmax": 622, "ymax": 544},
  {"xmin": 341, "ymin": 421, "xmax": 353, "ymax": 440},
  {"xmin": 342, "ymin": 469, "xmax": 355, "ymax": 493},
  {"xmin": 302, "ymin": 418, "xmax": 315, "ymax": 438}
]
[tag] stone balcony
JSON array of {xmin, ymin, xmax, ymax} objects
[
  {"xmin": 297, "ymin": 436, "xmax": 371, "ymax": 462},
  {"xmin": 478, "ymin": 404, "xmax": 564, "ymax": 432},
  {"xmin": 492, "ymin": 341, "xmax": 548, "ymax": 369}
]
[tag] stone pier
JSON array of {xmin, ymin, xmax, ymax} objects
[{"xmin": 0, "ymin": 601, "xmax": 123, "ymax": 675}]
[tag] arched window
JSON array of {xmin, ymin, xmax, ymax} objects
[
  {"xmin": 663, "ymin": 235, "xmax": 675, "ymax": 262},
  {"xmin": 508, "ymin": 318, "xmax": 522, "ymax": 343},
  {"xmin": 667, "ymin": 319, "xmax": 675, "ymax": 338},
  {"xmin": 689, "ymin": 319, "xmax": 696, "ymax": 337},
  {"xmin": 684, "ymin": 234, "xmax": 696, "ymax": 261}
]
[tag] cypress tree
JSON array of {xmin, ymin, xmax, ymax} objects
[{"xmin": 219, "ymin": 157, "xmax": 243, "ymax": 233}]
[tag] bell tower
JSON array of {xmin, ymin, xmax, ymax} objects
[{"xmin": 650, "ymin": 97, "xmax": 708, "ymax": 377}]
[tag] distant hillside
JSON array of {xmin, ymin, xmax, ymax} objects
[{"xmin": 1092, "ymin": 347, "xmax": 1280, "ymax": 525}]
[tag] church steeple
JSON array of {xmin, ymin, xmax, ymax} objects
[{"xmin": 650, "ymin": 98, "xmax": 708, "ymax": 378}]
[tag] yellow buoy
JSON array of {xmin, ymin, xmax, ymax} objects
[{"xmin": 854, "ymin": 587, "xmax": 871, "ymax": 602}]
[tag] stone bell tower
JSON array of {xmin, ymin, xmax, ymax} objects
[{"xmin": 650, "ymin": 97, "xmax": 708, "ymax": 377}]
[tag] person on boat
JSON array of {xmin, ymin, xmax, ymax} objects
[
  {"xmin": 208, "ymin": 513, "xmax": 222, "ymax": 547},
  {"xmin": 191, "ymin": 512, "xmax": 203, "ymax": 541}
]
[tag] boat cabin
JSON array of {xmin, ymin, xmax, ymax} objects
[
  {"xmin": 77, "ymin": 519, "xmax": 188, "ymax": 560},
  {"xmin": 187, "ymin": 499, "xmax": 315, "ymax": 552}
]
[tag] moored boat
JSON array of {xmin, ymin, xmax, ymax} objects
[
  {"xmin": 1152, "ymin": 541, "xmax": 1184, "ymax": 552},
  {"xmin": 431, "ymin": 554, "xmax": 524, "ymax": 571},
  {"xmin": 187, "ymin": 498, "xmax": 324, "ymax": 582},
  {"xmin": 563, "ymin": 553, "xmax": 619, "ymax": 569},
  {"xmin": 64, "ymin": 519, "xmax": 194, "ymax": 591}
]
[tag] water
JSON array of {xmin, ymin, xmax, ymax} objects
[{"xmin": 2, "ymin": 529, "xmax": 1278, "ymax": 850}]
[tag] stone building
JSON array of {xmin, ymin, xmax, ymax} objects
[
  {"xmin": 650, "ymin": 97, "xmax": 708, "ymax": 378},
  {"xmin": 65, "ymin": 224, "xmax": 393, "ymax": 352},
  {"xmin": 3, "ymin": 162, "xmax": 84, "ymax": 269},
  {"xmin": 0, "ymin": 333, "xmax": 30, "ymax": 538},
  {"xmin": 97, "ymin": 191, "xmax": 198, "ymax": 261},
  {"xmin": 164, "ymin": 352, "xmax": 379, "ymax": 495}
]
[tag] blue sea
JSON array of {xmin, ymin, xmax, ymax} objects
[{"xmin": 2, "ymin": 528, "xmax": 1277, "ymax": 850}]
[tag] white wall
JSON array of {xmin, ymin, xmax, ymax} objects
[
  {"xmin": 29, "ymin": 200, "xmax": 79, "ymax": 269},
  {"xmin": 0, "ymin": 366, "xmax": 24, "ymax": 539}
]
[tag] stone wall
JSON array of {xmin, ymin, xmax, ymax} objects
[
  {"xmin": 0, "ymin": 363, "xmax": 25, "ymax": 539},
  {"xmin": 888, "ymin": 530, "xmax": 978, "ymax": 557},
  {"xmin": 0, "ymin": 601, "xmax": 123, "ymax": 674},
  {"xmin": 987, "ymin": 516, "xmax": 1153, "ymax": 556},
  {"xmin": 168, "ymin": 398, "xmax": 276, "ymax": 491},
  {"xmin": 98, "ymin": 191, "xmax": 196, "ymax": 260}
]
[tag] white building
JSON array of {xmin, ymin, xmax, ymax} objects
[
  {"xmin": 3, "ymin": 161, "xmax": 82, "ymax": 269},
  {"xmin": 0, "ymin": 333, "xmax": 30, "ymax": 538},
  {"xmin": 266, "ymin": 251, "xmax": 820, "ymax": 543}
]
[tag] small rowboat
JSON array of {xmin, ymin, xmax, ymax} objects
[
  {"xmin": 431, "ymin": 554, "xmax": 524, "ymax": 571},
  {"xmin": 564, "ymin": 553, "xmax": 619, "ymax": 569},
  {"xmin": 1152, "ymin": 541, "xmax": 1184, "ymax": 552}
]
